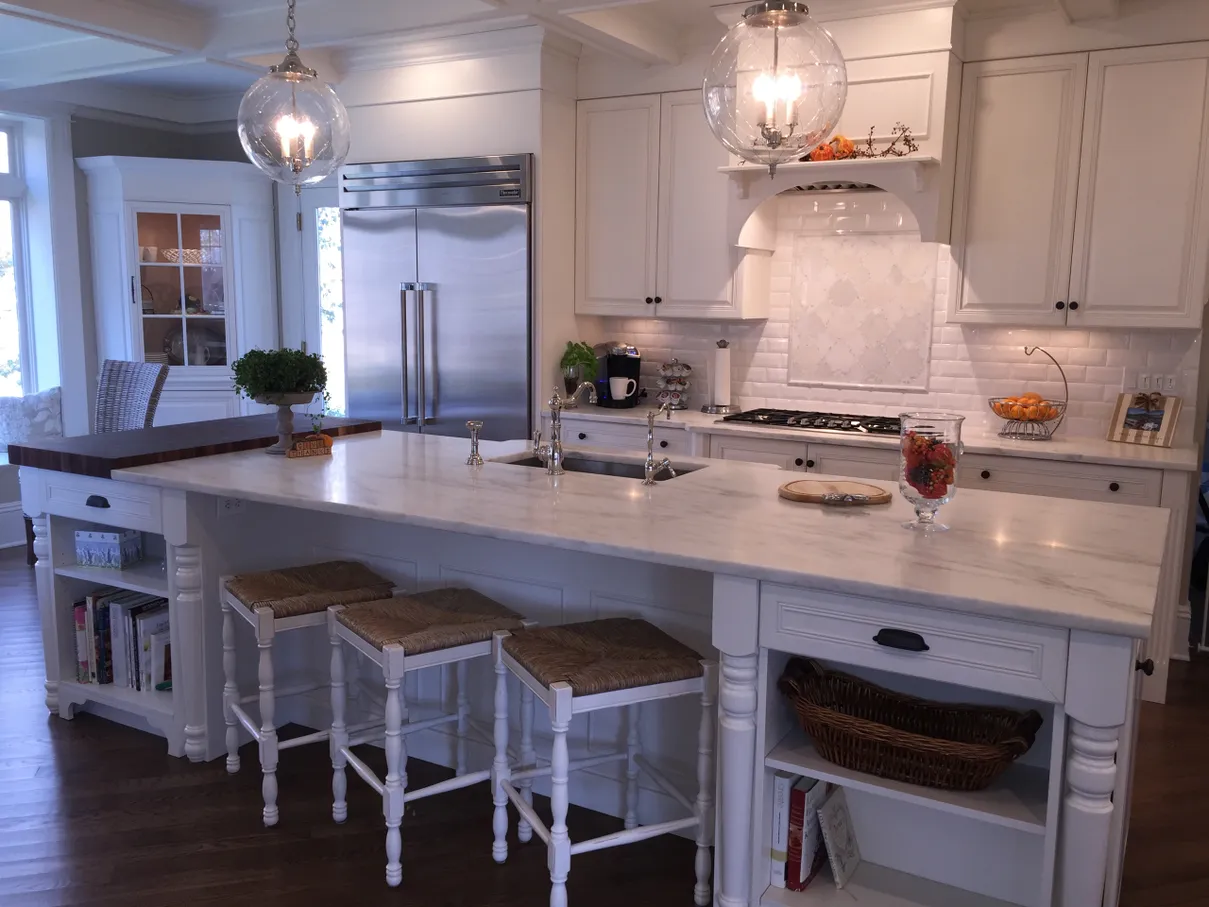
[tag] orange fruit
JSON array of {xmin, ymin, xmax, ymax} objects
[
  {"xmin": 1024, "ymin": 405, "xmax": 1039, "ymax": 421},
  {"xmin": 1021, "ymin": 392, "xmax": 1042, "ymax": 402},
  {"xmin": 1009, "ymin": 404, "xmax": 1024, "ymax": 419}
]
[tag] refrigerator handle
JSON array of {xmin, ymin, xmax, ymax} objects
[
  {"xmin": 401, "ymin": 283, "xmax": 419, "ymax": 425},
  {"xmin": 417, "ymin": 282, "xmax": 436, "ymax": 424}
]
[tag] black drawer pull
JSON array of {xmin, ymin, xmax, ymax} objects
[
  {"xmin": 1109, "ymin": 482, "xmax": 1120, "ymax": 492},
  {"xmin": 85, "ymin": 495, "xmax": 111, "ymax": 509},
  {"xmin": 794, "ymin": 458, "xmax": 804, "ymax": 467},
  {"xmin": 1136, "ymin": 659, "xmax": 1155, "ymax": 676},
  {"xmin": 806, "ymin": 459, "xmax": 815, "ymax": 468},
  {"xmin": 578, "ymin": 433, "xmax": 587, "ymax": 440},
  {"xmin": 874, "ymin": 628, "xmax": 930, "ymax": 653},
  {"xmin": 980, "ymin": 470, "xmax": 991, "ymax": 480},
  {"xmin": 660, "ymin": 440, "xmax": 668, "ymax": 448}
]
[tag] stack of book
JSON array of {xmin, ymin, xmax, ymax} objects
[
  {"xmin": 769, "ymin": 771, "xmax": 833, "ymax": 893},
  {"xmin": 72, "ymin": 587, "xmax": 172, "ymax": 692}
]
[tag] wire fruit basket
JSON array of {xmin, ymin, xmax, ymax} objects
[{"xmin": 987, "ymin": 347, "xmax": 1069, "ymax": 441}]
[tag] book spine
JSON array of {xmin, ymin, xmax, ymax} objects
[
  {"xmin": 110, "ymin": 607, "xmax": 126, "ymax": 688},
  {"xmin": 85, "ymin": 599, "xmax": 97, "ymax": 684},
  {"xmin": 769, "ymin": 771, "xmax": 794, "ymax": 889},
  {"xmin": 800, "ymin": 782, "xmax": 830, "ymax": 890},
  {"xmin": 73, "ymin": 605, "xmax": 88, "ymax": 683},
  {"xmin": 786, "ymin": 783, "xmax": 808, "ymax": 891},
  {"xmin": 97, "ymin": 603, "xmax": 111, "ymax": 685}
]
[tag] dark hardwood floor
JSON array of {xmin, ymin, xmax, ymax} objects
[{"xmin": 5, "ymin": 545, "xmax": 1208, "ymax": 906}]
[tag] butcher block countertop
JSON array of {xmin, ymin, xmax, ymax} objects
[{"xmin": 8, "ymin": 415, "xmax": 382, "ymax": 478}]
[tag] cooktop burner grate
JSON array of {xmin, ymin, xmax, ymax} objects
[{"xmin": 720, "ymin": 409, "xmax": 902, "ymax": 436}]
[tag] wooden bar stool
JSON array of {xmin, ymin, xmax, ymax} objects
[
  {"xmin": 492, "ymin": 618, "xmax": 717, "ymax": 907},
  {"xmin": 329, "ymin": 588, "xmax": 530, "ymax": 887},
  {"xmin": 220, "ymin": 560, "xmax": 394, "ymax": 826}
]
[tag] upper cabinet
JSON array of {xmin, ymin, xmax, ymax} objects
[
  {"xmin": 575, "ymin": 92, "xmax": 769, "ymax": 321},
  {"xmin": 949, "ymin": 43, "xmax": 1209, "ymax": 329}
]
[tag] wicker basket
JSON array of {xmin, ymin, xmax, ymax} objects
[{"xmin": 777, "ymin": 658, "xmax": 1043, "ymax": 792}]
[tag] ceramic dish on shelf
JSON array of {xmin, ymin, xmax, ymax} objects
[{"xmin": 162, "ymin": 248, "xmax": 217, "ymax": 265}]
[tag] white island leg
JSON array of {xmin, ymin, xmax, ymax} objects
[
  {"xmin": 712, "ymin": 575, "xmax": 760, "ymax": 907},
  {"xmin": 30, "ymin": 514, "xmax": 61, "ymax": 716},
  {"xmin": 173, "ymin": 543, "xmax": 207, "ymax": 763}
]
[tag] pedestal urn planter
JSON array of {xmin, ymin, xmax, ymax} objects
[{"xmin": 255, "ymin": 393, "xmax": 317, "ymax": 455}]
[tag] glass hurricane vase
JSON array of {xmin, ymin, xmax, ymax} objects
[{"xmin": 899, "ymin": 413, "xmax": 965, "ymax": 531}]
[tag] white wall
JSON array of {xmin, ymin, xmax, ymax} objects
[{"xmin": 603, "ymin": 191, "xmax": 1201, "ymax": 444}]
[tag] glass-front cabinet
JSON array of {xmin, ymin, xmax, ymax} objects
[{"xmin": 133, "ymin": 207, "xmax": 231, "ymax": 369}]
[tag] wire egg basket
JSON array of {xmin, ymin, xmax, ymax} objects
[{"xmin": 987, "ymin": 347, "xmax": 1069, "ymax": 441}]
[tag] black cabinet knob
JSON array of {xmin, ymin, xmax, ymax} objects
[
  {"xmin": 1055, "ymin": 301, "xmax": 1066, "ymax": 310},
  {"xmin": 1136, "ymin": 659, "xmax": 1155, "ymax": 676},
  {"xmin": 660, "ymin": 440, "xmax": 668, "ymax": 449},
  {"xmin": 654, "ymin": 296, "xmax": 662, "ymax": 304},
  {"xmin": 980, "ymin": 470, "xmax": 991, "ymax": 480},
  {"xmin": 578, "ymin": 433, "xmax": 587, "ymax": 440},
  {"xmin": 645, "ymin": 297, "xmax": 654, "ymax": 304},
  {"xmin": 806, "ymin": 459, "xmax": 815, "ymax": 468},
  {"xmin": 1068, "ymin": 301, "xmax": 1079, "ymax": 311},
  {"xmin": 794, "ymin": 458, "xmax": 804, "ymax": 467},
  {"xmin": 1109, "ymin": 482, "xmax": 1120, "ymax": 492}
]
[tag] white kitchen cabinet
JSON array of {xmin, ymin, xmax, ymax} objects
[
  {"xmin": 965, "ymin": 454, "xmax": 1162, "ymax": 506},
  {"xmin": 709, "ymin": 435, "xmax": 808, "ymax": 470},
  {"xmin": 948, "ymin": 55, "xmax": 1087, "ymax": 326},
  {"xmin": 78, "ymin": 157, "xmax": 278, "ymax": 426},
  {"xmin": 807, "ymin": 442, "xmax": 899, "ymax": 482},
  {"xmin": 543, "ymin": 414, "xmax": 693, "ymax": 457},
  {"xmin": 575, "ymin": 93, "xmax": 769, "ymax": 321},
  {"xmin": 1067, "ymin": 43, "xmax": 1209, "ymax": 329},
  {"xmin": 949, "ymin": 44, "xmax": 1209, "ymax": 329}
]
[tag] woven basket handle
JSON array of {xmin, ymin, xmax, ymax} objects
[
  {"xmin": 1002, "ymin": 709, "xmax": 1045, "ymax": 756},
  {"xmin": 777, "ymin": 657, "xmax": 825, "ymax": 699}
]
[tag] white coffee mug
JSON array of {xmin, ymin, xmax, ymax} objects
[{"xmin": 610, "ymin": 377, "xmax": 638, "ymax": 400}]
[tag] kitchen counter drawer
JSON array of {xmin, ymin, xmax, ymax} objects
[
  {"xmin": 760, "ymin": 584, "xmax": 1069, "ymax": 702},
  {"xmin": 39, "ymin": 472, "xmax": 163, "ymax": 534},
  {"xmin": 549, "ymin": 415, "xmax": 692, "ymax": 456},
  {"xmin": 964, "ymin": 454, "xmax": 1161, "ymax": 506},
  {"xmin": 807, "ymin": 442, "xmax": 899, "ymax": 481}
]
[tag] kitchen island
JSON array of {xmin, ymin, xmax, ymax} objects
[{"xmin": 18, "ymin": 426, "xmax": 1167, "ymax": 907}]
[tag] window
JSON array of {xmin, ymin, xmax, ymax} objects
[
  {"xmin": 315, "ymin": 206, "xmax": 346, "ymax": 416},
  {"xmin": 0, "ymin": 123, "xmax": 27, "ymax": 397}
]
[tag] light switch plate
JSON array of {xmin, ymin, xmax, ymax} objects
[{"xmin": 1139, "ymin": 374, "xmax": 1152, "ymax": 391}]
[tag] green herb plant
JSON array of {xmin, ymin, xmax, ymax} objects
[
  {"xmin": 310, "ymin": 390, "xmax": 332, "ymax": 434},
  {"xmin": 231, "ymin": 348, "xmax": 328, "ymax": 401},
  {"xmin": 559, "ymin": 341, "xmax": 599, "ymax": 382}
]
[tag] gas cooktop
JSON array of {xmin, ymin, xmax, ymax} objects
[{"xmin": 720, "ymin": 409, "xmax": 902, "ymax": 436}]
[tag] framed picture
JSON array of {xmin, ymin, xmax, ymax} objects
[{"xmin": 1107, "ymin": 392, "xmax": 1182, "ymax": 447}]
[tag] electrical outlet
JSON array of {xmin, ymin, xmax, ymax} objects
[
  {"xmin": 1139, "ymin": 373, "xmax": 1152, "ymax": 391},
  {"xmin": 218, "ymin": 497, "xmax": 245, "ymax": 517}
]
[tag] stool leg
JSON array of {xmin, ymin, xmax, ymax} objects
[
  {"xmin": 517, "ymin": 684, "xmax": 535, "ymax": 843},
  {"xmin": 384, "ymin": 677, "xmax": 405, "ymax": 887},
  {"xmin": 221, "ymin": 597, "xmax": 239, "ymax": 774},
  {"xmin": 549, "ymin": 716, "xmax": 571, "ymax": 907},
  {"xmin": 694, "ymin": 666, "xmax": 718, "ymax": 907},
  {"xmin": 330, "ymin": 632, "xmax": 348, "ymax": 824},
  {"xmin": 624, "ymin": 702, "xmax": 641, "ymax": 830},
  {"xmin": 491, "ymin": 652, "xmax": 511, "ymax": 864},
  {"xmin": 258, "ymin": 636, "xmax": 278, "ymax": 827},
  {"xmin": 456, "ymin": 660, "xmax": 469, "ymax": 776}
]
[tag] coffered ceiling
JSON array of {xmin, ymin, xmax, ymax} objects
[{"xmin": 0, "ymin": 0, "xmax": 1142, "ymax": 117}]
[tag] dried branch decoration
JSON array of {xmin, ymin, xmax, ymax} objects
[{"xmin": 804, "ymin": 123, "xmax": 919, "ymax": 162}]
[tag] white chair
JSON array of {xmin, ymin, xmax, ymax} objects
[
  {"xmin": 491, "ymin": 618, "xmax": 717, "ymax": 907},
  {"xmin": 220, "ymin": 560, "xmax": 394, "ymax": 826},
  {"xmin": 328, "ymin": 589, "xmax": 531, "ymax": 887}
]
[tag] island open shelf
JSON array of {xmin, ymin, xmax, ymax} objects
[
  {"xmin": 760, "ymin": 862, "xmax": 1021, "ymax": 907},
  {"xmin": 54, "ymin": 559, "xmax": 170, "ymax": 597}
]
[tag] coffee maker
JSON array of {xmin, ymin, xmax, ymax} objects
[{"xmin": 594, "ymin": 342, "xmax": 642, "ymax": 409}]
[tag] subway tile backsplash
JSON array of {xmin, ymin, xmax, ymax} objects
[{"xmin": 603, "ymin": 192, "xmax": 1202, "ymax": 444}]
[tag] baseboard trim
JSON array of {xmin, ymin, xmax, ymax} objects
[{"xmin": 0, "ymin": 501, "xmax": 24, "ymax": 550}]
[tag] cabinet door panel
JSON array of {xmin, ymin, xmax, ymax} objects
[
  {"xmin": 709, "ymin": 435, "xmax": 808, "ymax": 470},
  {"xmin": 948, "ymin": 56, "xmax": 1087, "ymax": 325},
  {"xmin": 575, "ymin": 96, "xmax": 660, "ymax": 316},
  {"xmin": 1069, "ymin": 44, "xmax": 1209, "ymax": 329},
  {"xmin": 807, "ymin": 442, "xmax": 899, "ymax": 481},
  {"xmin": 655, "ymin": 91, "xmax": 735, "ymax": 318}
]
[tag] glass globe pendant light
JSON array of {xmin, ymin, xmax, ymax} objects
[
  {"xmin": 237, "ymin": 0, "xmax": 351, "ymax": 194},
  {"xmin": 703, "ymin": 1, "xmax": 847, "ymax": 177}
]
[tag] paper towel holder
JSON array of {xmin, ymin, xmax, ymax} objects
[{"xmin": 702, "ymin": 338, "xmax": 742, "ymax": 415}]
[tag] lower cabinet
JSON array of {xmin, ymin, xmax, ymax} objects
[
  {"xmin": 709, "ymin": 436, "xmax": 900, "ymax": 479},
  {"xmin": 710, "ymin": 435, "xmax": 809, "ymax": 470},
  {"xmin": 544, "ymin": 415, "xmax": 693, "ymax": 457},
  {"xmin": 965, "ymin": 453, "xmax": 1162, "ymax": 507}
]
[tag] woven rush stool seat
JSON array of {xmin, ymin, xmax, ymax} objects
[
  {"xmin": 226, "ymin": 560, "xmax": 394, "ymax": 618},
  {"xmin": 492, "ymin": 618, "xmax": 717, "ymax": 907},
  {"xmin": 501, "ymin": 617, "xmax": 705, "ymax": 696},
  {"xmin": 337, "ymin": 588, "xmax": 525, "ymax": 654},
  {"xmin": 219, "ymin": 560, "xmax": 394, "ymax": 828}
]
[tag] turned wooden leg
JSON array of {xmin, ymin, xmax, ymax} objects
[
  {"xmin": 330, "ymin": 625, "xmax": 348, "ymax": 824},
  {"xmin": 172, "ymin": 543, "xmax": 207, "ymax": 762},
  {"xmin": 695, "ymin": 663, "xmax": 718, "ymax": 907},
  {"xmin": 221, "ymin": 597, "xmax": 240, "ymax": 774},
  {"xmin": 29, "ymin": 515, "xmax": 60, "ymax": 715},
  {"xmin": 491, "ymin": 637, "xmax": 511, "ymax": 864},
  {"xmin": 456, "ymin": 660, "xmax": 469, "ymax": 776},
  {"xmin": 257, "ymin": 632, "xmax": 279, "ymax": 827},
  {"xmin": 624, "ymin": 702, "xmax": 642, "ymax": 830},
  {"xmin": 384, "ymin": 677, "xmax": 405, "ymax": 887},
  {"xmin": 549, "ymin": 712, "xmax": 571, "ymax": 907},
  {"xmin": 1060, "ymin": 720, "xmax": 1120, "ymax": 905},
  {"xmin": 518, "ymin": 683, "xmax": 535, "ymax": 844},
  {"xmin": 717, "ymin": 651, "xmax": 757, "ymax": 907}
]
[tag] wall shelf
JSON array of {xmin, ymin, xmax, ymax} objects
[
  {"xmin": 720, "ymin": 156, "xmax": 939, "ymax": 193},
  {"xmin": 55, "ymin": 560, "xmax": 170, "ymax": 597},
  {"xmin": 760, "ymin": 862, "xmax": 1019, "ymax": 906},
  {"xmin": 766, "ymin": 728, "xmax": 1049, "ymax": 835}
]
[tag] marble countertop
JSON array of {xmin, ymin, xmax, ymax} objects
[
  {"xmin": 552, "ymin": 405, "xmax": 1201, "ymax": 471},
  {"xmin": 116, "ymin": 430, "xmax": 1166, "ymax": 638}
]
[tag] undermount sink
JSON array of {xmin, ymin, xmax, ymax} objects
[{"xmin": 503, "ymin": 455, "xmax": 702, "ymax": 482}]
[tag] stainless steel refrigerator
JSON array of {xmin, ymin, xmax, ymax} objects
[{"xmin": 339, "ymin": 155, "xmax": 532, "ymax": 441}]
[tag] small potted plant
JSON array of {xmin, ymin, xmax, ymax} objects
[
  {"xmin": 232, "ymin": 348, "xmax": 328, "ymax": 455},
  {"xmin": 559, "ymin": 341, "xmax": 599, "ymax": 403}
]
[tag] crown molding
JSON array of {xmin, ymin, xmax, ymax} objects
[
  {"xmin": 712, "ymin": 0, "xmax": 958, "ymax": 25},
  {"xmin": 336, "ymin": 21, "xmax": 546, "ymax": 75}
]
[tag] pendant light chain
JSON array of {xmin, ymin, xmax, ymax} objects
[{"xmin": 285, "ymin": 0, "xmax": 299, "ymax": 54}]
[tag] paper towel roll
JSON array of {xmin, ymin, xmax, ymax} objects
[{"xmin": 714, "ymin": 345, "xmax": 732, "ymax": 407}]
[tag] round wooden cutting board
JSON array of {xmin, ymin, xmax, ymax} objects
[{"xmin": 778, "ymin": 479, "xmax": 893, "ymax": 507}]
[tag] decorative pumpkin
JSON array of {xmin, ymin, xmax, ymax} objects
[
  {"xmin": 830, "ymin": 135, "xmax": 855, "ymax": 159},
  {"xmin": 808, "ymin": 142, "xmax": 835, "ymax": 162}
]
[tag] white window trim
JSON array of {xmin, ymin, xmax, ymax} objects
[{"xmin": 0, "ymin": 120, "xmax": 33, "ymax": 397}]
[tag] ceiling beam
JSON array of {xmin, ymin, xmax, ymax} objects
[
  {"xmin": 0, "ymin": 0, "xmax": 210, "ymax": 53},
  {"xmin": 561, "ymin": 6, "xmax": 681, "ymax": 64},
  {"xmin": 1054, "ymin": 0, "xmax": 1119, "ymax": 20}
]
